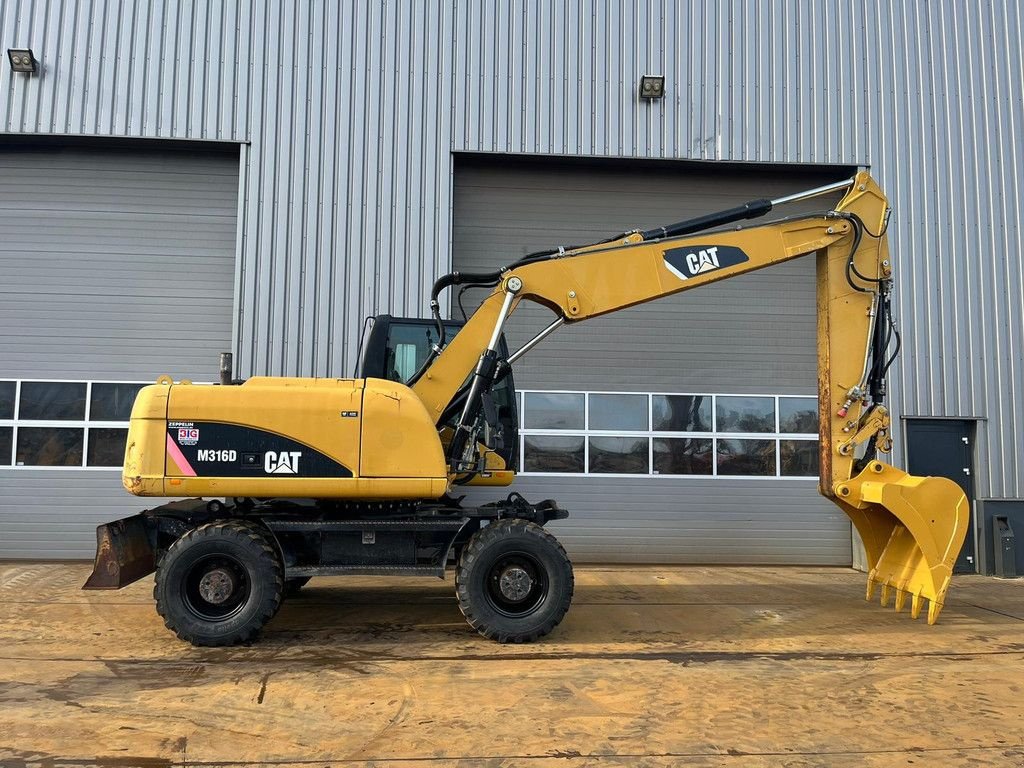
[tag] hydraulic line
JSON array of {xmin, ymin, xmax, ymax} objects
[
  {"xmin": 406, "ymin": 269, "xmax": 503, "ymax": 387},
  {"xmin": 447, "ymin": 280, "xmax": 521, "ymax": 469}
]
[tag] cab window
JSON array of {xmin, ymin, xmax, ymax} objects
[{"xmin": 384, "ymin": 324, "xmax": 443, "ymax": 384}]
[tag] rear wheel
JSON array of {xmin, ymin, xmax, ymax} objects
[
  {"xmin": 455, "ymin": 519, "xmax": 574, "ymax": 643},
  {"xmin": 154, "ymin": 520, "xmax": 283, "ymax": 646}
]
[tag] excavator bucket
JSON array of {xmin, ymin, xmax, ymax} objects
[
  {"xmin": 834, "ymin": 461, "xmax": 970, "ymax": 624},
  {"xmin": 82, "ymin": 514, "xmax": 155, "ymax": 590}
]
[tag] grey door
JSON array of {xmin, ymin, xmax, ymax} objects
[
  {"xmin": 0, "ymin": 142, "xmax": 239, "ymax": 559},
  {"xmin": 452, "ymin": 157, "xmax": 856, "ymax": 565},
  {"xmin": 905, "ymin": 419, "xmax": 976, "ymax": 573}
]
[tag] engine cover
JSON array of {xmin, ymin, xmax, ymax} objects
[{"xmin": 122, "ymin": 376, "xmax": 449, "ymax": 500}]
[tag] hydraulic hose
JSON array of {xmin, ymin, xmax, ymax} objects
[{"xmin": 405, "ymin": 269, "xmax": 504, "ymax": 387}]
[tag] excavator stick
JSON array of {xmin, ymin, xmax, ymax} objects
[{"xmin": 834, "ymin": 461, "xmax": 970, "ymax": 624}]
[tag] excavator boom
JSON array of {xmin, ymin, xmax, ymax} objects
[{"xmin": 412, "ymin": 170, "xmax": 969, "ymax": 623}]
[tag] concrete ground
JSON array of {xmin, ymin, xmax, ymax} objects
[{"xmin": 0, "ymin": 564, "xmax": 1022, "ymax": 767}]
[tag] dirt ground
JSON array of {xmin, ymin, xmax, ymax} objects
[{"xmin": 0, "ymin": 563, "xmax": 1021, "ymax": 767}]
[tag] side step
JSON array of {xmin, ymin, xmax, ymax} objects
[
  {"xmin": 264, "ymin": 518, "xmax": 469, "ymax": 533},
  {"xmin": 285, "ymin": 564, "xmax": 445, "ymax": 578}
]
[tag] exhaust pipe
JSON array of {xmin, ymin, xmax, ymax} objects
[{"xmin": 220, "ymin": 352, "xmax": 233, "ymax": 386}]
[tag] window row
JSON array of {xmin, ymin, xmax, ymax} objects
[
  {"xmin": 522, "ymin": 435, "xmax": 819, "ymax": 477},
  {"xmin": 0, "ymin": 381, "xmax": 145, "ymax": 422},
  {"xmin": 0, "ymin": 426, "xmax": 128, "ymax": 467},
  {"xmin": 520, "ymin": 392, "xmax": 818, "ymax": 434},
  {"xmin": 0, "ymin": 380, "xmax": 144, "ymax": 468}
]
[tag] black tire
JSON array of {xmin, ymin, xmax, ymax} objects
[
  {"xmin": 455, "ymin": 519, "xmax": 574, "ymax": 643},
  {"xmin": 283, "ymin": 576, "xmax": 311, "ymax": 597},
  {"xmin": 154, "ymin": 520, "xmax": 283, "ymax": 647}
]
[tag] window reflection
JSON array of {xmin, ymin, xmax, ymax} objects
[
  {"xmin": 716, "ymin": 396, "xmax": 774, "ymax": 433},
  {"xmin": 17, "ymin": 427, "xmax": 84, "ymax": 466},
  {"xmin": 781, "ymin": 439, "xmax": 819, "ymax": 476},
  {"xmin": 588, "ymin": 437, "xmax": 648, "ymax": 474},
  {"xmin": 589, "ymin": 394, "xmax": 647, "ymax": 431},
  {"xmin": 716, "ymin": 438, "xmax": 775, "ymax": 476},
  {"xmin": 779, "ymin": 397, "xmax": 818, "ymax": 433},
  {"xmin": 90, "ymin": 383, "xmax": 146, "ymax": 421},
  {"xmin": 652, "ymin": 395, "xmax": 712, "ymax": 432},
  {"xmin": 87, "ymin": 428, "xmax": 129, "ymax": 467},
  {"xmin": 0, "ymin": 427, "xmax": 11, "ymax": 465},
  {"xmin": 0, "ymin": 381, "xmax": 15, "ymax": 420},
  {"xmin": 653, "ymin": 437, "xmax": 713, "ymax": 475},
  {"xmin": 385, "ymin": 324, "xmax": 441, "ymax": 383},
  {"xmin": 524, "ymin": 393, "xmax": 585, "ymax": 430},
  {"xmin": 523, "ymin": 435, "xmax": 584, "ymax": 472},
  {"xmin": 19, "ymin": 382, "xmax": 87, "ymax": 421}
]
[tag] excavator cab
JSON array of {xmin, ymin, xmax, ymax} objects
[{"xmin": 356, "ymin": 314, "xmax": 519, "ymax": 471}]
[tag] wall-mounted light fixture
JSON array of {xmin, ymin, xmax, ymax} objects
[
  {"xmin": 7, "ymin": 48, "xmax": 37, "ymax": 73},
  {"xmin": 638, "ymin": 74, "xmax": 665, "ymax": 100}
]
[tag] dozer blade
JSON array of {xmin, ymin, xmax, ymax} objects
[
  {"xmin": 82, "ymin": 514, "xmax": 156, "ymax": 590},
  {"xmin": 834, "ymin": 461, "xmax": 970, "ymax": 624}
]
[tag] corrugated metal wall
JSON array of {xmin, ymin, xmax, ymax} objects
[{"xmin": 1, "ymin": 0, "xmax": 1022, "ymax": 499}]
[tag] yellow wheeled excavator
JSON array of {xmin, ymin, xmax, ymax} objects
[{"xmin": 84, "ymin": 171, "xmax": 969, "ymax": 646}]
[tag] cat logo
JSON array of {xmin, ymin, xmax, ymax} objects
[
  {"xmin": 265, "ymin": 450, "xmax": 302, "ymax": 474},
  {"xmin": 663, "ymin": 244, "xmax": 750, "ymax": 281},
  {"xmin": 685, "ymin": 247, "xmax": 721, "ymax": 275}
]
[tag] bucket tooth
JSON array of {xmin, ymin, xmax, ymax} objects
[
  {"xmin": 911, "ymin": 592, "xmax": 923, "ymax": 620},
  {"xmin": 865, "ymin": 571, "xmax": 877, "ymax": 602},
  {"xmin": 894, "ymin": 586, "xmax": 907, "ymax": 613},
  {"xmin": 927, "ymin": 599, "xmax": 943, "ymax": 625},
  {"xmin": 880, "ymin": 583, "xmax": 891, "ymax": 607}
]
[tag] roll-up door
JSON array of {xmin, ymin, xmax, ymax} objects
[{"xmin": 0, "ymin": 143, "xmax": 239, "ymax": 558}]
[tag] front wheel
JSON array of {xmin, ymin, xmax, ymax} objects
[
  {"xmin": 455, "ymin": 519, "xmax": 574, "ymax": 643},
  {"xmin": 154, "ymin": 520, "xmax": 283, "ymax": 646}
]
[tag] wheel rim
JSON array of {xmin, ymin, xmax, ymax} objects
[
  {"xmin": 484, "ymin": 551, "xmax": 549, "ymax": 618},
  {"xmin": 182, "ymin": 554, "xmax": 251, "ymax": 622}
]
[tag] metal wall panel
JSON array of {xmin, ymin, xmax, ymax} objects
[
  {"xmin": 0, "ymin": 471, "xmax": 167, "ymax": 560},
  {"xmin": 1, "ymin": 0, "xmax": 1022, "ymax": 501}
]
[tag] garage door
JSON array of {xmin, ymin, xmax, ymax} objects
[
  {"xmin": 453, "ymin": 157, "xmax": 854, "ymax": 565},
  {"xmin": 0, "ymin": 142, "xmax": 239, "ymax": 558}
]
